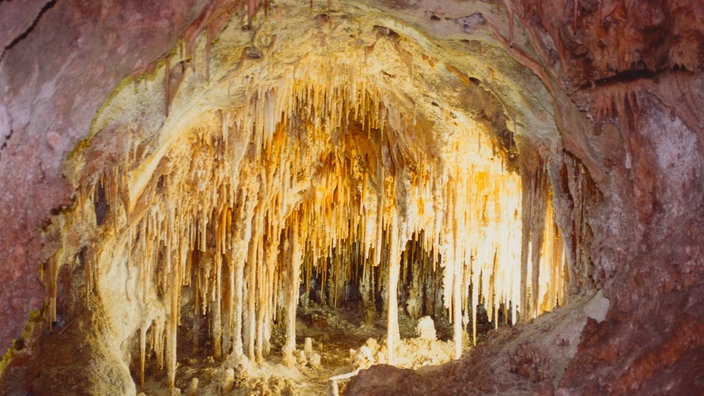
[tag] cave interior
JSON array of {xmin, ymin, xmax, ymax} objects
[{"xmin": 1, "ymin": 0, "xmax": 704, "ymax": 395}]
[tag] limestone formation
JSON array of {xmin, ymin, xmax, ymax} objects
[
  {"xmin": 0, "ymin": 0, "xmax": 702, "ymax": 395},
  {"xmin": 416, "ymin": 316, "xmax": 436, "ymax": 341}
]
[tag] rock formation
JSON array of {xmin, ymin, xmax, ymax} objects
[{"xmin": 0, "ymin": 0, "xmax": 702, "ymax": 395}]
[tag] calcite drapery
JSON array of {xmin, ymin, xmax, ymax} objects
[{"xmin": 42, "ymin": 1, "xmax": 566, "ymax": 390}]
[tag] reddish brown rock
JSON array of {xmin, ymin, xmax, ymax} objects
[{"xmin": 0, "ymin": 0, "xmax": 237, "ymax": 354}]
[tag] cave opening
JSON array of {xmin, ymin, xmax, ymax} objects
[
  {"xmin": 51, "ymin": 89, "xmax": 565, "ymax": 393},
  {"xmin": 34, "ymin": 2, "xmax": 570, "ymax": 394}
]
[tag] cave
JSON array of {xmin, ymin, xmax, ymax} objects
[{"xmin": 1, "ymin": 0, "xmax": 703, "ymax": 395}]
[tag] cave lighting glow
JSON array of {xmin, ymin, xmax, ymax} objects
[{"xmin": 43, "ymin": 4, "xmax": 567, "ymax": 391}]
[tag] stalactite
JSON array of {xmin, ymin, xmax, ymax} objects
[
  {"xmin": 139, "ymin": 325, "xmax": 147, "ymax": 388},
  {"xmin": 154, "ymin": 319, "xmax": 165, "ymax": 372},
  {"xmin": 212, "ymin": 251, "xmax": 223, "ymax": 359},
  {"xmin": 51, "ymin": 50, "xmax": 568, "ymax": 389},
  {"xmin": 386, "ymin": 213, "xmax": 401, "ymax": 364},
  {"xmin": 167, "ymin": 273, "xmax": 179, "ymax": 393}
]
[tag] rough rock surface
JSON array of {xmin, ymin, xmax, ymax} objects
[
  {"xmin": 0, "ymin": 0, "xmax": 231, "ymax": 354},
  {"xmin": 347, "ymin": 292, "xmax": 609, "ymax": 395},
  {"xmin": 510, "ymin": 1, "xmax": 704, "ymax": 394}
]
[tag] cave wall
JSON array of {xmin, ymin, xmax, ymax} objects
[
  {"xmin": 0, "ymin": 0, "xmax": 703, "ymax": 394},
  {"xmin": 349, "ymin": 0, "xmax": 704, "ymax": 394},
  {"xmin": 0, "ymin": 0, "xmax": 239, "ymax": 355},
  {"xmin": 511, "ymin": 0, "xmax": 704, "ymax": 393}
]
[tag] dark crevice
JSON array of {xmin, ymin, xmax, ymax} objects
[
  {"xmin": 50, "ymin": 203, "xmax": 69, "ymax": 216},
  {"xmin": 0, "ymin": 0, "xmax": 59, "ymax": 63},
  {"xmin": 0, "ymin": 128, "xmax": 14, "ymax": 161},
  {"xmin": 587, "ymin": 68, "xmax": 657, "ymax": 88},
  {"xmin": 373, "ymin": 25, "xmax": 400, "ymax": 40},
  {"xmin": 93, "ymin": 180, "xmax": 109, "ymax": 226}
]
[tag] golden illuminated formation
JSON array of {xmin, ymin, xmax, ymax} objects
[{"xmin": 43, "ymin": 1, "xmax": 566, "ymax": 392}]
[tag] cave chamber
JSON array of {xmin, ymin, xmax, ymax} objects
[{"xmin": 34, "ymin": 2, "xmax": 570, "ymax": 393}]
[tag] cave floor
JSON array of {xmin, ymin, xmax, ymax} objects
[{"xmin": 139, "ymin": 303, "xmax": 464, "ymax": 395}]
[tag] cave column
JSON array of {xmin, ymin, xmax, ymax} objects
[
  {"xmin": 231, "ymin": 191, "xmax": 255, "ymax": 359},
  {"xmin": 283, "ymin": 217, "xmax": 303, "ymax": 366},
  {"xmin": 386, "ymin": 214, "xmax": 401, "ymax": 364},
  {"xmin": 166, "ymin": 262, "xmax": 181, "ymax": 395},
  {"xmin": 450, "ymin": 178, "xmax": 464, "ymax": 359},
  {"xmin": 232, "ymin": 255, "xmax": 245, "ymax": 358},
  {"xmin": 245, "ymin": 236, "xmax": 258, "ymax": 361},
  {"xmin": 212, "ymin": 251, "xmax": 223, "ymax": 359},
  {"xmin": 452, "ymin": 258, "xmax": 463, "ymax": 359}
]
